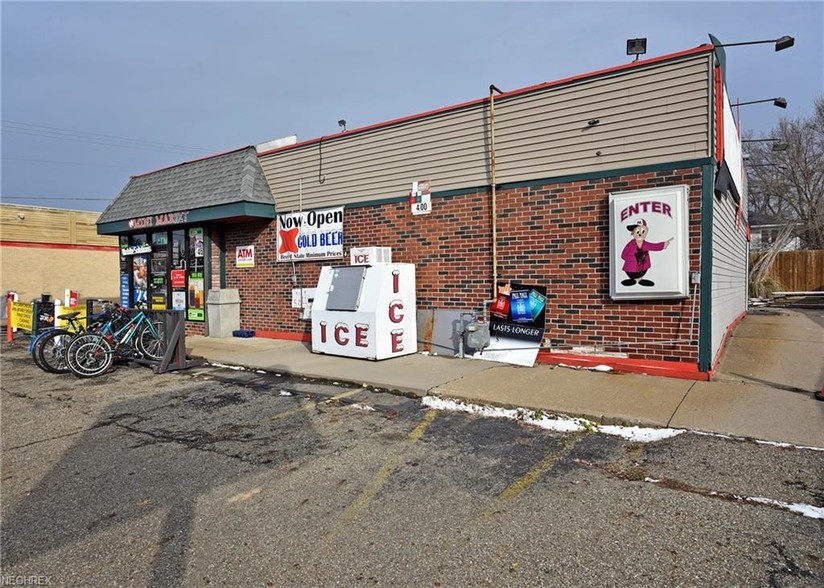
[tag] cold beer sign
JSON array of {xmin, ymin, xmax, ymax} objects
[{"xmin": 276, "ymin": 206, "xmax": 344, "ymax": 262}]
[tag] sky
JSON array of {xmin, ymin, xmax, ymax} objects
[{"xmin": 1, "ymin": 0, "xmax": 822, "ymax": 212}]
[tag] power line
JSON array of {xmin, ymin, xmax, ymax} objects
[
  {"xmin": 2, "ymin": 196, "xmax": 113, "ymax": 202},
  {"xmin": 1, "ymin": 119, "xmax": 210, "ymax": 153},
  {"xmin": 2, "ymin": 156, "xmax": 135, "ymax": 169},
  {"xmin": 1, "ymin": 128, "xmax": 208, "ymax": 156}
]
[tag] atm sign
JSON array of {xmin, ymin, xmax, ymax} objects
[{"xmin": 236, "ymin": 245, "xmax": 255, "ymax": 268}]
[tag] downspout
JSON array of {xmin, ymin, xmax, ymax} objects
[{"xmin": 489, "ymin": 84, "xmax": 504, "ymax": 297}]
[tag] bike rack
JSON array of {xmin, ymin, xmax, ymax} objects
[{"xmin": 133, "ymin": 310, "xmax": 204, "ymax": 374}]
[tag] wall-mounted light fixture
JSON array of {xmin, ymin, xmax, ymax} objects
[
  {"xmin": 737, "ymin": 97, "xmax": 788, "ymax": 109},
  {"xmin": 712, "ymin": 35, "xmax": 795, "ymax": 52},
  {"xmin": 742, "ymin": 138, "xmax": 790, "ymax": 151}
]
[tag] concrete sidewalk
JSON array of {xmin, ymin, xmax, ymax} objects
[{"xmin": 187, "ymin": 308, "xmax": 824, "ymax": 449}]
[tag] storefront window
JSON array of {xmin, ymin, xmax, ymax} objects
[
  {"xmin": 119, "ymin": 227, "xmax": 205, "ymax": 321},
  {"xmin": 170, "ymin": 230, "xmax": 187, "ymax": 311},
  {"xmin": 150, "ymin": 232, "xmax": 169, "ymax": 310},
  {"xmin": 187, "ymin": 228, "xmax": 205, "ymax": 321}
]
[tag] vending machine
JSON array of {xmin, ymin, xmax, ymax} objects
[{"xmin": 311, "ymin": 248, "xmax": 417, "ymax": 360}]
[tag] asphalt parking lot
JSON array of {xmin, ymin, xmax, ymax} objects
[{"xmin": 1, "ymin": 339, "xmax": 822, "ymax": 587}]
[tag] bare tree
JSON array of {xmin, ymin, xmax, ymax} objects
[{"xmin": 745, "ymin": 97, "xmax": 824, "ymax": 249}]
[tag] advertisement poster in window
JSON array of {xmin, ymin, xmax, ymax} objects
[
  {"xmin": 608, "ymin": 186, "xmax": 689, "ymax": 300},
  {"xmin": 133, "ymin": 255, "xmax": 148, "ymax": 305},
  {"xmin": 120, "ymin": 273, "xmax": 130, "ymax": 308},
  {"xmin": 171, "ymin": 269, "xmax": 186, "ymax": 311},
  {"xmin": 119, "ymin": 236, "xmax": 130, "ymax": 308},
  {"xmin": 472, "ymin": 282, "xmax": 548, "ymax": 367},
  {"xmin": 187, "ymin": 228, "xmax": 205, "ymax": 321}
]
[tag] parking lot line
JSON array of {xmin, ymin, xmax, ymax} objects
[
  {"xmin": 266, "ymin": 389, "xmax": 361, "ymax": 422},
  {"xmin": 478, "ymin": 433, "xmax": 587, "ymax": 520},
  {"xmin": 324, "ymin": 409, "xmax": 438, "ymax": 542}
]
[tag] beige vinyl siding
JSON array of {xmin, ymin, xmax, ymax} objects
[
  {"xmin": 710, "ymin": 194, "xmax": 748, "ymax": 364},
  {"xmin": 260, "ymin": 53, "xmax": 712, "ymax": 212},
  {"xmin": 0, "ymin": 204, "xmax": 117, "ymax": 247}
]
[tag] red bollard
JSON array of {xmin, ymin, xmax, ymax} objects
[{"xmin": 6, "ymin": 293, "xmax": 13, "ymax": 342}]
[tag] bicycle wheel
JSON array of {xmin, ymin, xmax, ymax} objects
[
  {"xmin": 30, "ymin": 329, "xmax": 60, "ymax": 372},
  {"xmin": 136, "ymin": 320, "xmax": 166, "ymax": 361},
  {"xmin": 66, "ymin": 334, "xmax": 114, "ymax": 378},
  {"xmin": 36, "ymin": 329, "xmax": 74, "ymax": 373}
]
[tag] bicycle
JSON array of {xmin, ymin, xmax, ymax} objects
[
  {"xmin": 64, "ymin": 303, "xmax": 167, "ymax": 378},
  {"xmin": 31, "ymin": 303, "xmax": 128, "ymax": 374},
  {"xmin": 30, "ymin": 311, "xmax": 86, "ymax": 374}
]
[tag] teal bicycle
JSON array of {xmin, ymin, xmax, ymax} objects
[{"xmin": 65, "ymin": 303, "xmax": 166, "ymax": 378}]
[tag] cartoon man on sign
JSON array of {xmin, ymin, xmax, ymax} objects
[{"xmin": 620, "ymin": 218, "xmax": 673, "ymax": 287}]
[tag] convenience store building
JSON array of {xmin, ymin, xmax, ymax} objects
[{"xmin": 98, "ymin": 42, "xmax": 748, "ymax": 378}]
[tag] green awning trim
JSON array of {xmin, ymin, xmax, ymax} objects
[{"xmin": 97, "ymin": 202, "xmax": 276, "ymax": 235}]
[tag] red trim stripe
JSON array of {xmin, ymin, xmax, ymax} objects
[
  {"xmin": 253, "ymin": 329, "xmax": 312, "ymax": 343},
  {"xmin": 258, "ymin": 45, "xmax": 715, "ymax": 158},
  {"xmin": 535, "ymin": 352, "xmax": 709, "ymax": 381},
  {"xmin": 0, "ymin": 241, "xmax": 119, "ymax": 252},
  {"xmin": 708, "ymin": 310, "xmax": 747, "ymax": 377},
  {"xmin": 715, "ymin": 65, "xmax": 725, "ymax": 163}
]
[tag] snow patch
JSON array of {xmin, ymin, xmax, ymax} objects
[
  {"xmin": 422, "ymin": 396, "xmax": 683, "ymax": 442},
  {"xmin": 558, "ymin": 363, "xmax": 614, "ymax": 373},
  {"xmin": 350, "ymin": 404, "xmax": 376, "ymax": 412},
  {"xmin": 279, "ymin": 390, "xmax": 293, "ymax": 397},
  {"xmin": 209, "ymin": 362, "xmax": 246, "ymax": 371},
  {"xmin": 598, "ymin": 425, "xmax": 684, "ymax": 442}
]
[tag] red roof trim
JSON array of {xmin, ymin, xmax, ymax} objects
[
  {"xmin": 257, "ymin": 44, "xmax": 715, "ymax": 158},
  {"xmin": 131, "ymin": 145, "xmax": 252, "ymax": 179}
]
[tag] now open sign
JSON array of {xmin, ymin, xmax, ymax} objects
[{"xmin": 236, "ymin": 245, "xmax": 255, "ymax": 268}]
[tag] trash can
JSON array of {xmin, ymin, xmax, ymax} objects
[{"xmin": 206, "ymin": 289, "xmax": 241, "ymax": 338}]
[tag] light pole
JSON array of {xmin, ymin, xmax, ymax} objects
[
  {"xmin": 742, "ymin": 138, "xmax": 789, "ymax": 151},
  {"xmin": 734, "ymin": 98, "xmax": 788, "ymax": 139},
  {"xmin": 737, "ymin": 97, "xmax": 788, "ymax": 109},
  {"xmin": 711, "ymin": 35, "xmax": 795, "ymax": 52}
]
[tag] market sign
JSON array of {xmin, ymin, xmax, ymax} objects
[
  {"xmin": 608, "ymin": 185, "xmax": 689, "ymax": 300},
  {"xmin": 276, "ymin": 206, "xmax": 344, "ymax": 263},
  {"xmin": 236, "ymin": 245, "xmax": 255, "ymax": 268},
  {"xmin": 127, "ymin": 211, "xmax": 190, "ymax": 230}
]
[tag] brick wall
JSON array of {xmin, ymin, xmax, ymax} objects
[{"xmin": 217, "ymin": 167, "xmax": 704, "ymax": 362}]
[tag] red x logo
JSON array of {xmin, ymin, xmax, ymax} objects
[{"xmin": 279, "ymin": 228, "xmax": 299, "ymax": 254}]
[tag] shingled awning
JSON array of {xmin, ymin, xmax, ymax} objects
[{"xmin": 97, "ymin": 146, "xmax": 276, "ymax": 234}]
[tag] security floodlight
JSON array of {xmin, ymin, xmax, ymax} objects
[
  {"xmin": 337, "ymin": 119, "xmax": 347, "ymax": 131},
  {"xmin": 626, "ymin": 38, "xmax": 647, "ymax": 61}
]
